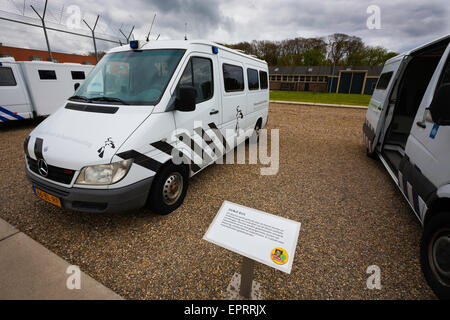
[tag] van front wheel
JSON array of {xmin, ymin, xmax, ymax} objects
[
  {"xmin": 420, "ymin": 212, "xmax": 450, "ymax": 299},
  {"xmin": 147, "ymin": 163, "xmax": 189, "ymax": 215}
]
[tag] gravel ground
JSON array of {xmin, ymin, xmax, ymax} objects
[{"xmin": 0, "ymin": 103, "xmax": 435, "ymax": 299}]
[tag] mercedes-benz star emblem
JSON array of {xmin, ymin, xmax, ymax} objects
[{"xmin": 38, "ymin": 159, "xmax": 48, "ymax": 177}]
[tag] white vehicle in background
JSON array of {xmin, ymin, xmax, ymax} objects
[
  {"xmin": 363, "ymin": 34, "xmax": 450, "ymax": 299},
  {"xmin": 23, "ymin": 40, "xmax": 269, "ymax": 216},
  {"xmin": 0, "ymin": 57, "xmax": 93, "ymax": 122}
]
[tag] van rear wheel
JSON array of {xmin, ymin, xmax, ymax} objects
[
  {"xmin": 420, "ymin": 212, "xmax": 450, "ymax": 299},
  {"xmin": 147, "ymin": 163, "xmax": 188, "ymax": 215}
]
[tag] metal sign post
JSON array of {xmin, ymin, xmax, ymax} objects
[{"xmin": 239, "ymin": 257, "xmax": 255, "ymax": 299}]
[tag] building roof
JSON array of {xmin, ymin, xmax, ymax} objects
[
  {"xmin": 0, "ymin": 45, "xmax": 97, "ymax": 65},
  {"xmin": 269, "ymin": 65, "xmax": 383, "ymax": 76}
]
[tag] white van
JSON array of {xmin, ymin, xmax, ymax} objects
[
  {"xmin": 24, "ymin": 40, "xmax": 269, "ymax": 216},
  {"xmin": 363, "ymin": 34, "xmax": 450, "ymax": 299},
  {"xmin": 0, "ymin": 57, "xmax": 93, "ymax": 122}
]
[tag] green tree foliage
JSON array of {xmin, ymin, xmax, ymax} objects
[{"xmin": 226, "ymin": 34, "xmax": 397, "ymax": 67}]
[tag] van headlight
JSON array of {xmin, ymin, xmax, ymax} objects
[{"xmin": 75, "ymin": 159, "xmax": 133, "ymax": 185}]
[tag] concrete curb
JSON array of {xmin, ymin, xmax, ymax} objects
[
  {"xmin": 0, "ymin": 218, "xmax": 123, "ymax": 300},
  {"xmin": 270, "ymin": 100, "xmax": 368, "ymax": 110}
]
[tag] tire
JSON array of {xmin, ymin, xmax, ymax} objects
[
  {"xmin": 250, "ymin": 120, "xmax": 262, "ymax": 144},
  {"xmin": 366, "ymin": 147, "xmax": 377, "ymax": 159},
  {"xmin": 420, "ymin": 212, "xmax": 450, "ymax": 299},
  {"xmin": 147, "ymin": 163, "xmax": 189, "ymax": 215}
]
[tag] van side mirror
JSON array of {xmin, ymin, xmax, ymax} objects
[
  {"xmin": 74, "ymin": 83, "xmax": 80, "ymax": 91},
  {"xmin": 175, "ymin": 86, "xmax": 196, "ymax": 112},
  {"xmin": 429, "ymin": 84, "xmax": 450, "ymax": 125}
]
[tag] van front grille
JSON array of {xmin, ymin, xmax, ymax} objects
[{"xmin": 27, "ymin": 157, "xmax": 76, "ymax": 185}]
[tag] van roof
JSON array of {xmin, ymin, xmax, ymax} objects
[
  {"xmin": 385, "ymin": 33, "xmax": 450, "ymax": 64},
  {"xmin": 107, "ymin": 39, "xmax": 268, "ymax": 65}
]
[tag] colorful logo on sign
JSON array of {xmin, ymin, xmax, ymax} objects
[{"xmin": 271, "ymin": 248, "xmax": 288, "ymax": 265}]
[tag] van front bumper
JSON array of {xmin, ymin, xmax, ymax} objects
[{"xmin": 26, "ymin": 169, "xmax": 153, "ymax": 213}]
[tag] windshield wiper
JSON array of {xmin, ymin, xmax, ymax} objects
[
  {"xmin": 90, "ymin": 96, "xmax": 129, "ymax": 105},
  {"xmin": 69, "ymin": 95, "xmax": 91, "ymax": 102}
]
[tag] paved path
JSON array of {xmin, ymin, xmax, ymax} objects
[{"xmin": 0, "ymin": 218, "xmax": 122, "ymax": 300}]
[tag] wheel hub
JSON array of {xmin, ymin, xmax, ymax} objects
[
  {"xmin": 433, "ymin": 235, "xmax": 450, "ymax": 276},
  {"xmin": 162, "ymin": 172, "xmax": 183, "ymax": 206}
]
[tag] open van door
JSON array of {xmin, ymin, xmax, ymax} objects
[
  {"xmin": 363, "ymin": 55, "xmax": 406, "ymax": 154},
  {"xmin": 404, "ymin": 41, "xmax": 450, "ymax": 218}
]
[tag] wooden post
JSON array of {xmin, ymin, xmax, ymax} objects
[{"xmin": 239, "ymin": 257, "xmax": 255, "ymax": 299}]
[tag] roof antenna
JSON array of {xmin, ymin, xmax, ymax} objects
[
  {"xmin": 184, "ymin": 22, "xmax": 188, "ymax": 40},
  {"xmin": 156, "ymin": 34, "xmax": 160, "ymax": 40},
  {"xmin": 146, "ymin": 13, "xmax": 157, "ymax": 42}
]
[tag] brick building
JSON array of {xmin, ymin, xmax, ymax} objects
[
  {"xmin": 0, "ymin": 44, "xmax": 97, "ymax": 65},
  {"xmin": 269, "ymin": 65, "xmax": 383, "ymax": 95}
]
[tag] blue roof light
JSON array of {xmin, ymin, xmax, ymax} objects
[
  {"xmin": 130, "ymin": 40, "xmax": 139, "ymax": 49},
  {"xmin": 212, "ymin": 46, "xmax": 219, "ymax": 54}
]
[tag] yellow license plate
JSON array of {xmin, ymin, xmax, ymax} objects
[{"xmin": 34, "ymin": 187, "xmax": 61, "ymax": 207}]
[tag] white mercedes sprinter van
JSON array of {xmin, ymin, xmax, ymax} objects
[
  {"xmin": 363, "ymin": 34, "xmax": 450, "ymax": 299},
  {"xmin": 24, "ymin": 40, "xmax": 269, "ymax": 216}
]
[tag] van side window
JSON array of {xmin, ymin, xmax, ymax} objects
[
  {"xmin": 376, "ymin": 71, "xmax": 393, "ymax": 90},
  {"xmin": 247, "ymin": 68, "xmax": 259, "ymax": 90},
  {"xmin": 0, "ymin": 67, "xmax": 17, "ymax": 86},
  {"xmin": 260, "ymin": 71, "xmax": 268, "ymax": 89},
  {"xmin": 177, "ymin": 57, "xmax": 214, "ymax": 103},
  {"xmin": 223, "ymin": 63, "xmax": 244, "ymax": 92},
  {"xmin": 71, "ymin": 71, "xmax": 86, "ymax": 80},
  {"xmin": 38, "ymin": 70, "xmax": 57, "ymax": 80}
]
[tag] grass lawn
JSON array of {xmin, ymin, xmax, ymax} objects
[{"xmin": 270, "ymin": 90, "xmax": 372, "ymax": 106}]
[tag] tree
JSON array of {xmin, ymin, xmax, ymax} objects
[
  {"xmin": 303, "ymin": 49, "xmax": 325, "ymax": 66},
  {"xmin": 225, "ymin": 33, "xmax": 395, "ymax": 67}
]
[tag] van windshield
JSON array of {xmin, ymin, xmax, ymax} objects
[{"xmin": 72, "ymin": 49, "xmax": 185, "ymax": 105}]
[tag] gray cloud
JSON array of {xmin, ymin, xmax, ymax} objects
[{"xmin": 0, "ymin": 0, "xmax": 448, "ymax": 56}]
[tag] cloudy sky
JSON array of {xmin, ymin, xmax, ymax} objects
[{"xmin": 0, "ymin": 0, "xmax": 448, "ymax": 55}]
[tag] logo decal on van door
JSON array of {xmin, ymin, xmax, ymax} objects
[
  {"xmin": 235, "ymin": 106, "xmax": 244, "ymax": 136},
  {"xmin": 97, "ymin": 137, "xmax": 115, "ymax": 158}
]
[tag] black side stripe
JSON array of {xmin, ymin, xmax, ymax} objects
[
  {"xmin": 151, "ymin": 141, "xmax": 202, "ymax": 173},
  {"xmin": 34, "ymin": 138, "xmax": 44, "ymax": 160},
  {"xmin": 208, "ymin": 122, "xmax": 230, "ymax": 151},
  {"xmin": 194, "ymin": 127, "xmax": 225, "ymax": 156},
  {"xmin": 399, "ymin": 156, "xmax": 437, "ymax": 205},
  {"xmin": 150, "ymin": 141, "xmax": 174, "ymax": 155},
  {"xmin": 117, "ymin": 150, "xmax": 162, "ymax": 173},
  {"xmin": 178, "ymin": 133, "xmax": 213, "ymax": 164}
]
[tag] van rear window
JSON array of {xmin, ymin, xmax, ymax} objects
[
  {"xmin": 38, "ymin": 70, "xmax": 57, "ymax": 80},
  {"xmin": 260, "ymin": 71, "xmax": 268, "ymax": 89},
  {"xmin": 71, "ymin": 71, "xmax": 86, "ymax": 80},
  {"xmin": 0, "ymin": 67, "xmax": 17, "ymax": 86},
  {"xmin": 376, "ymin": 71, "xmax": 393, "ymax": 90},
  {"xmin": 223, "ymin": 64, "xmax": 244, "ymax": 92}
]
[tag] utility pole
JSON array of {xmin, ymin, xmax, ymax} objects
[
  {"xmin": 83, "ymin": 15, "xmax": 100, "ymax": 62},
  {"xmin": 30, "ymin": 0, "xmax": 52, "ymax": 61}
]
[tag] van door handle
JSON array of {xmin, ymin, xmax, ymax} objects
[
  {"xmin": 416, "ymin": 120, "xmax": 426, "ymax": 129},
  {"xmin": 210, "ymin": 109, "xmax": 219, "ymax": 115}
]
